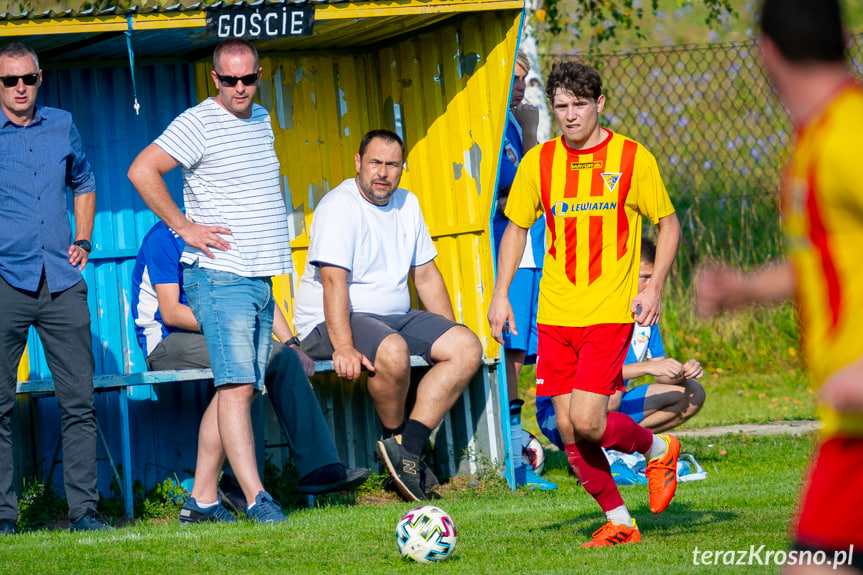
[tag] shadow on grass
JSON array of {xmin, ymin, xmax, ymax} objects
[{"xmin": 544, "ymin": 502, "xmax": 737, "ymax": 539}]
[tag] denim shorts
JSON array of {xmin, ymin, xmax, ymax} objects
[{"xmin": 182, "ymin": 264, "xmax": 273, "ymax": 390}]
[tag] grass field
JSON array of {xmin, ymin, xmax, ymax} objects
[{"xmin": 0, "ymin": 432, "xmax": 813, "ymax": 575}]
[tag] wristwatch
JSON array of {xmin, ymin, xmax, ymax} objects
[
  {"xmin": 73, "ymin": 239, "xmax": 92, "ymax": 253},
  {"xmin": 287, "ymin": 336, "xmax": 301, "ymax": 347}
]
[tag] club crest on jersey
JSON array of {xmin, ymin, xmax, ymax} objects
[
  {"xmin": 602, "ymin": 172, "xmax": 622, "ymax": 193},
  {"xmin": 571, "ymin": 161, "xmax": 603, "ymax": 170}
]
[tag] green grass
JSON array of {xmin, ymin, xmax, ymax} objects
[{"xmin": 0, "ymin": 433, "xmax": 812, "ymax": 574}]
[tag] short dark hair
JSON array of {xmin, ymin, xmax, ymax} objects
[
  {"xmin": 759, "ymin": 0, "xmax": 846, "ymax": 63},
  {"xmin": 213, "ymin": 39, "xmax": 259, "ymax": 72},
  {"xmin": 545, "ymin": 61, "xmax": 602, "ymax": 102},
  {"xmin": 640, "ymin": 237, "xmax": 656, "ymax": 265},
  {"xmin": 358, "ymin": 129, "xmax": 405, "ymax": 159},
  {"xmin": 0, "ymin": 42, "xmax": 39, "ymax": 69}
]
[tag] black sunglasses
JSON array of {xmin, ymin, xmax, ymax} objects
[
  {"xmin": 0, "ymin": 73, "xmax": 39, "ymax": 88},
  {"xmin": 215, "ymin": 72, "xmax": 259, "ymax": 87}
]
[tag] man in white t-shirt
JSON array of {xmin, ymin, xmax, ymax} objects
[
  {"xmin": 293, "ymin": 129, "xmax": 483, "ymax": 502},
  {"xmin": 128, "ymin": 39, "xmax": 291, "ymax": 524}
]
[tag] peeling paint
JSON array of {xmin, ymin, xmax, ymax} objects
[
  {"xmin": 258, "ymin": 76, "xmax": 273, "ymax": 113},
  {"xmin": 309, "ymin": 181, "xmax": 329, "ymax": 210},
  {"xmin": 309, "ymin": 92, "xmax": 316, "ymax": 108},
  {"xmin": 453, "ymin": 162, "xmax": 463, "ymax": 180},
  {"xmin": 433, "ymin": 63, "xmax": 445, "ymax": 96},
  {"xmin": 294, "ymin": 66, "xmax": 313, "ymax": 85},
  {"xmin": 384, "ymin": 98, "xmax": 404, "ymax": 139},
  {"xmin": 273, "ymin": 68, "xmax": 292, "ymax": 130},
  {"xmin": 459, "ymin": 52, "xmax": 481, "ymax": 77},
  {"xmin": 344, "ymin": 127, "xmax": 350, "ymax": 137},
  {"xmin": 336, "ymin": 86, "xmax": 347, "ymax": 135},
  {"xmin": 399, "ymin": 78, "xmax": 412, "ymax": 88},
  {"xmin": 463, "ymin": 142, "xmax": 482, "ymax": 196}
]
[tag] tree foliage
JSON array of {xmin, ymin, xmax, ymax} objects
[{"xmin": 535, "ymin": 0, "xmax": 738, "ymax": 50}]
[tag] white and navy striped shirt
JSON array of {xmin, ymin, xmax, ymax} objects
[{"xmin": 155, "ymin": 98, "xmax": 292, "ymax": 277}]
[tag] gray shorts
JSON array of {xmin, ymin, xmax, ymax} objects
[{"xmin": 300, "ymin": 309, "xmax": 459, "ymax": 364}]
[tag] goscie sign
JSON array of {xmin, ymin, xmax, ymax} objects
[{"xmin": 206, "ymin": 5, "xmax": 315, "ymax": 39}]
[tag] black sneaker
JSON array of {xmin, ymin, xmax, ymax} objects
[
  {"xmin": 297, "ymin": 464, "xmax": 371, "ymax": 495},
  {"xmin": 179, "ymin": 496, "xmax": 238, "ymax": 525},
  {"xmin": 376, "ymin": 437, "xmax": 426, "ymax": 502},
  {"xmin": 422, "ymin": 466, "xmax": 442, "ymax": 500},
  {"xmin": 0, "ymin": 520, "xmax": 16, "ymax": 535},
  {"xmin": 69, "ymin": 513, "xmax": 113, "ymax": 532}
]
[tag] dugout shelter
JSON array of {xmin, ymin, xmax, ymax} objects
[{"xmin": 3, "ymin": 0, "xmax": 526, "ymax": 512}]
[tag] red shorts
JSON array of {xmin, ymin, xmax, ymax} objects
[
  {"xmin": 535, "ymin": 323, "xmax": 633, "ymax": 397},
  {"xmin": 793, "ymin": 436, "xmax": 863, "ymax": 550}
]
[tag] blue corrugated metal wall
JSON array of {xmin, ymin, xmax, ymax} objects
[{"xmin": 26, "ymin": 63, "xmax": 208, "ymax": 497}]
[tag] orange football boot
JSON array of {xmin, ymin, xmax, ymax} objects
[
  {"xmin": 582, "ymin": 519, "xmax": 641, "ymax": 548},
  {"xmin": 645, "ymin": 433, "xmax": 681, "ymax": 514}
]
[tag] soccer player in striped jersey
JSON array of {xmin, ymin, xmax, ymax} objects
[
  {"xmin": 489, "ymin": 60, "xmax": 682, "ymax": 547},
  {"xmin": 696, "ymin": 1, "xmax": 863, "ymax": 571}
]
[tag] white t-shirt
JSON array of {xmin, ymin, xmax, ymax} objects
[
  {"xmin": 293, "ymin": 178, "xmax": 437, "ymax": 339},
  {"xmin": 154, "ymin": 98, "xmax": 292, "ymax": 277}
]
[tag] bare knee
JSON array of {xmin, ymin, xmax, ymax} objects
[
  {"xmin": 217, "ymin": 383, "xmax": 259, "ymax": 404},
  {"xmin": 555, "ymin": 413, "xmax": 576, "ymax": 445},
  {"xmin": 571, "ymin": 415, "xmax": 604, "ymax": 443},
  {"xmin": 432, "ymin": 326, "xmax": 482, "ymax": 374},
  {"xmin": 374, "ymin": 334, "xmax": 410, "ymax": 378},
  {"xmin": 682, "ymin": 379, "xmax": 706, "ymax": 420}
]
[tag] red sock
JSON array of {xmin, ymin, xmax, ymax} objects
[
  {"xmin": 564, "ymin": 441, "xmax": 624, "ymax": 512},
  {"xmin": 600, "ymin": 412, "xmax": 653, "ymax": 454}
]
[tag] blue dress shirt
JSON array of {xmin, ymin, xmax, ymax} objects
[{"xmin": 0, "ymin": 106, "xmax": 96, "ymax": 293}]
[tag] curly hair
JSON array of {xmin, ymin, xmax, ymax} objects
[{"xmin": 544, "ymin": 61, "xmax": 602, "ymax": 102}]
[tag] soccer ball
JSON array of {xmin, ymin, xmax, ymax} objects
[
  {"xmin": 522, "ymin": 430, "xmax": 546, "ymax": 474},
  {"xmin": 395, "ymin": 505, "xmax": 458, "ymax": 563}
]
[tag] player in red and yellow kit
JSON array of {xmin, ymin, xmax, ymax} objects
[
  {"xmin": 488, "ymin": 61, "xmax": 682, "ymax": 548},
  {"xmin": 696, "ymin": 1, "xmax": 863, "ymax": 572}
]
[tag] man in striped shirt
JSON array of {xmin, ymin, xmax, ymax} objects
[
  {"xmin": 128, "ymin": 39, "xmax": 292, "ymax": 524},
  {"xmin": 488, "ymin": 61, "xmax": 682, "ymax": 547}
]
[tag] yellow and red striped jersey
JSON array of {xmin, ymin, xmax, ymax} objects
[
  {"xmin": 505, "ymin": 130, "xmax": 675, "ymax": 326},
  {"xmin": 781, "ymin": 81, "xmax": 863, "ymax": 437}
]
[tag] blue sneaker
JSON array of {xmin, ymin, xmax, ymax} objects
[
  {"xmin": 246, "ymin": 491, "xmax": 287, "ymax": 524},
  {"xmin": 0, "ymin": 520, "xmax": 16, "ymax": 535},
  {"xmin": 69, "ymin": 512, "xmax": 113, "ymax": 532},
  {"xmin": 179, "ymin": 496, "xmax": 238, "ymax": 525},
  {"xmin": 522, "ymin": 467, "xmax": 558, "ymax": 491}
]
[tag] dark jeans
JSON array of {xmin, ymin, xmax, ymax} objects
[
  {"xmin": 147, "ymin": 334, "xmax": 340, "ymax": 478},
  {"xmin": 0, "ymin": 274, "xmax": 98, "ymax": 523}
]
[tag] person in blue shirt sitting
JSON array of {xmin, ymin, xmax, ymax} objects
[{"xmin": 131, "ymin": 219, "xmax": 370, "ymax": 513}]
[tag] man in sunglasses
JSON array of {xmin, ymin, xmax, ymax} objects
[
  {"xmin": 128, "ymin": 39, "xmax": 293, "ymax": 524},
  {"xmin": 0, "ymin": 42, "xmax": 110, "ymax": 534}
]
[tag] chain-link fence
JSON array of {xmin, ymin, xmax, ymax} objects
[
  {"xmin": 544, "ymin": 35, "xmax": 863, "ymax": 196},
  {"xmin": 541, "ymin": 36, "xmax": 863, "ymax": 275}
]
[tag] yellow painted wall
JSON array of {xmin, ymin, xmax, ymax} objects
[{"xmin": 196, "ymin": 10, "xmax": 522, "ymax": 361}]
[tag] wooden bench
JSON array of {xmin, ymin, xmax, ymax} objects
[{"xmin": 15, "ymin": 357, "xmax": 441, "ymax": 518}]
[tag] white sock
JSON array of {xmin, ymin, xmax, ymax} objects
[
  {"xmin": 196, "ymin": 499, "xmax": 219, "ymax": 508},
  {"xmin": 645, "ymin": 434, "xmax": 668, "ymax": 460},
  {"xmin": 246, "ymin": 502, "xmax": 256, "ymax": 511},
  {"xmin": 606, "ymin": 505, "xmax": 633, "ymax": 526}
]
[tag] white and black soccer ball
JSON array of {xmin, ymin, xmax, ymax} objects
[
  {"xmin": 522, "ymin": 430, "xmax": 546, "ymax": 474},
  {"xmin": 395, "ymin": 505, "xmax": 458, "ymax": 563}
]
